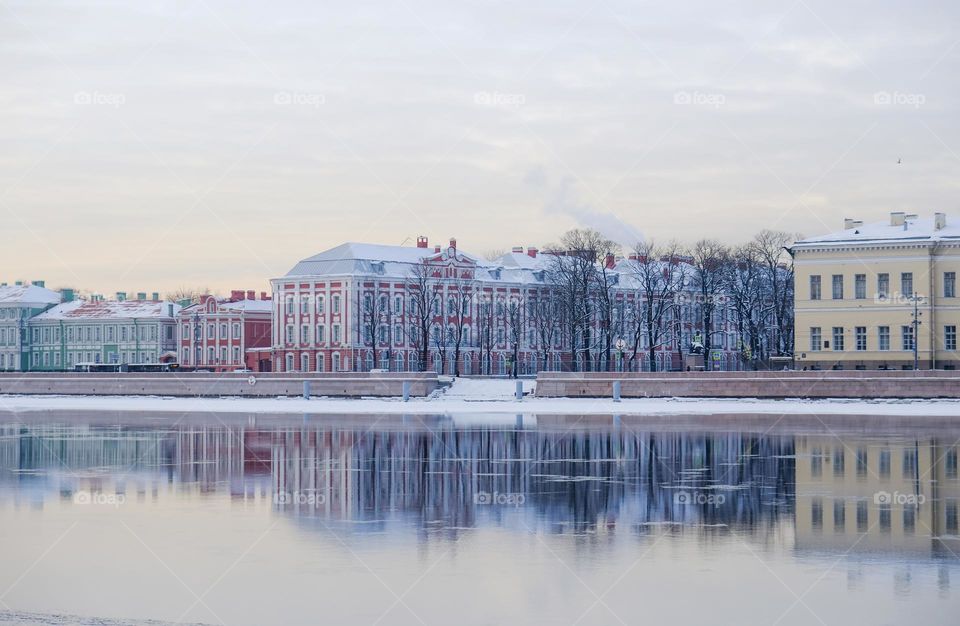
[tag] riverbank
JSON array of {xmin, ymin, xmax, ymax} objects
[{"xmin": 2, "ymin": 393, "xmax": 960, "ymax": 417}]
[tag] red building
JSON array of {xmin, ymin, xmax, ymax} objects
[{"xmin": 177, "ymin": 291, "xmax": 272, "ymax": 372}]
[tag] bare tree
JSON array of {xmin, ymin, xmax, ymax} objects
[
  {"xmin": 406, "ymin": 262, "xmax": 440, "ymax": 372},
  {"xmin": 752, "ymin": 230, "xmax": 796, "ymax": 356},
  {"xmin": 505, "ymin": 293, "xmax": 525, "ymax": 377},
  {"xmin": 529, "ymin": 285, "xmax": 561, "ymax": 371},
  {"xmin": 475, "ymin": 290, "xmax": 496, "ymax": 374},
  {"xmin": 360, "ymin": 282, "xmax": 390, "ymax": 371},
  {"xmin": 165, "ymin": 286, "xmax": 214, "ymax": 304},
  {"xmin": 447, "ymin": 277, "xmax": 475, "ymax": 376},
  {"xmin": 629, "ymin": 240, "xmax": 688, "ymax": 371},
  {"xmin": 691, "ymin": 239, "xmax": 731, "ymax": 371},
  {"xmin": 545, "ymin": 229, "xmax": 617, "ymax": 371}
]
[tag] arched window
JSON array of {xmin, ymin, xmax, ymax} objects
[
  {"xmin": 365, "ymin": 351, "xmax": 374, "ymax": 372},
  {"xmin": 300, "ymin": 353, "xmax": 310, "ymax": 372},
  {"xmin": 332, "ymin": 353, "xmax": 341, "ymax": 372},
  {"xmin": 285, "ymin": 353, "xmax": 294, "ymax": 372},
  {"xmin": 316, "ymin": 352, "xmax": 324, "ymax": 372},
  {"xmin": 395, "ymin": 353, "xmax": 404, "ymax": 372}
]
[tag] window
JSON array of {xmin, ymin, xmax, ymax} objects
[
  {"xmin": 879, "ymin": 504, "xmax": 891, "ymax": 533},
  {"xmin": 901, "ymin": 272, "xmax": 913, "ymax": 297},
  {"xmin": 903, "ymin": 449, "xmax": 917, "ymax": 478},
  {"xmin": 811, "ymin": 498, "xmax": 823, "ymax": 531},
  {"xmin": 285, "ymin": 325, "xmax": 294, "ymax": 343},
  {"xmin": 947, "ymin": 448, "xmax": 958, "ymax": 479},
  {"xmin": 220, "ymin": 347, "xmax": 227, "ymax": 363},
  {"xmin": 946, "ymin": 272, "xmax": 956, "ymax": 298},
  {"xmin": 301, "ymin": 297, "xmax": 309, "ymax": 314},
  {"xmin": 877, "ymin": 273, "xmax": 889, "ymax": 299},
  {"xmin": 878, "ymin": 326, "xmax": 890, "ymax": 351},
  {"xmin": 832, "ymin": 327, "xmax": 844, "ymax": 352},
  {"xmin": 332, "ymin": 324, "xmax": 341, "ymax": 343},
  {"xmin": 233, "ymin": 346, "xmax": 240, "ymax": 364},
  {"xmin": 220, "ymin": 324, "xmax": 227, "ymax": 338},
  {"xmin": 233, "ymin": 323, "xmax": 240, "ymax": 338},
  {"xmin": 811, "ymin": 447, "xmax": 822, "ymax": 478},
  {"xmin": 301, "ymin": 325, "xmax": 310, "ymax": 343},
  {"xmin": 856, "ymin": 501, "xmax": 868, "ymax": 532},
  {"xmin": 809, "ymin": 275, "xmax": 821, "ymax": 300},
  {"xmin": 810, "ymin": 327, "xmax": 821, "ymax": 351},
  {"xmin": 316, "ymin": 325, "xmax": 325, "ymax": 343},
  {"xmin": 902, "ymin": 325, "xmax": 915, "ymax": 351},
  {"xmin": 854, "ymin": 274, "xmax": 866, "ymax": 299},
  {"xmin": 285, "ymin": 297, "xmax": 295, "ymax": 315},
  {"xmin": 832, "ymin": 274, "xmax": 844, "ymax": 299},
  {"xmin": 946, "ymin": 325, "xmax": 957, "ymax": 351},
  {"xmin": 856, "ymin": 447, "xmax": 868, "ymax": 478},
  {"xmin": 394, "ymin": 296, "xmax": 402, "ymax": 314},
  {"xmin": 332, "ymin": 295, "xmax": 340, "ymax": 314},
  {"xmin": 855, "ymin": 327, "xmax": 866, "ymax": 351},
  {"xmin": 833, "ymin": 448, "xmax": 845, "ymax": 477},
  {"xmin": 879, "ymin": 449, "xmax": 891, "ymax": 478},
  {"xmin": 834, "ymin": 500, "xmax": 846, "ymax": 532}
]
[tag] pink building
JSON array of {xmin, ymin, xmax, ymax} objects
[{"xmin": 177, "ymin": 291, "xmax": 272, "ymax": 372}]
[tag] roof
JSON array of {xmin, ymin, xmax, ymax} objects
[
  {"xmin": 794, "ymin": 214, "xmax": 960, "ymax": 248},
  {"xmin": 0, "ymin": 284, "xmax": 61, "ymax": 307},
  {"xmin": 33, "ymin": 299, "xmax": 181, "ymax": 321},
  {"xmin": 181, "ymin": 298, "xmax": 272, "ymax": 314},
  {"xmin": 283, "ymin": 242, "xmax": 481, "ymax": 278}
]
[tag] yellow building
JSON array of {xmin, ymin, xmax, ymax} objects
[{"xmin": 792, "ymin": 212, "xmax": 960, "ymax": 370}]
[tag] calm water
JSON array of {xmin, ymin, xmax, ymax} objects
[{"xmin": 0, "ymin": 412, "xmax": 958, "ymax": 625}]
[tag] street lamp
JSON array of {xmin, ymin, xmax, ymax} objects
[
  {"xmin": 907, "ymin": 292, "xmax": 924, "ymax": 370},
  {"xmin": 615, "ymin": 338, "xmax": 626, "ymax": 372}
]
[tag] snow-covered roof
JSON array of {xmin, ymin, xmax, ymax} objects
[
  {"xmin": 283, "ymin": 242, "xmax": 481, "ymax": 279},
  {"xmin": 794, "ymin": 213, "xmax": 960, "ymax": 248},
  {"xmin": 181, "ymin": 298, "xmax": 272, "ymax": 314},
  {"xmin": 0, "ymin": 284, "xmax": 61, "ymax": 307},
  {"xmin": 33, "ymin": 299, "xmax": 181, "ymax": 321}
]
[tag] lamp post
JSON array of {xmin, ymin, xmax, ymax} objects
[
  {"xmin": 907, "ymin": 292, "xmax": 924, "ymax": 370},
  {"xmin": 615, "ymin": 338, "xmax": 625, "ymax": 372}
]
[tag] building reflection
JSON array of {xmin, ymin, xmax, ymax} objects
[
  {"xmin": 0, "ymin": 420, "xmax": 957, "ymax": 560},
  {"xmin": 795, "ymin": 435, "xmax": 960, "ymax": 558}
]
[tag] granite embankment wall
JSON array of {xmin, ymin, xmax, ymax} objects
[
  {"xmin": 0, "ymin": 372, "xmax": 439, "ymax": 397},
  {"xmin": 535, "ymin": 371, "xmax": 960, "ymax": 399}
]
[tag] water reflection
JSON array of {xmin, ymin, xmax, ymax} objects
[{"xmin": 1, "ymin": 420, "xmax": 958, "ymax": 561}]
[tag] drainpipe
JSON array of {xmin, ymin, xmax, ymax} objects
[{"xmin": 929, "ymin": 243, "xmax": 938, "ymax": 370}]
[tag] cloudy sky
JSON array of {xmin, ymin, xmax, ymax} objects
[{"xmin": 1, "ymin": 0, "xmax": 958, "ymax": 294}]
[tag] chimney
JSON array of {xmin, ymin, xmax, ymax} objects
[
  {"xmin": 60, "ymin": 288, "xmax": 74, "ymax": 303},
  {"xmin": 449, "ymin": 237, "xmax": 457, "ymax": 250},
  {"xmin": 628, "ymin": 253, "xmax": 638, "ymax": 261},
  {"xmin": 31, "ymin": 280, "xmax": 45, "ymax": 288},
  {"xmin": 434, "ymin": 245, "xmax": 441, "ymax": 253},
  {"xmin": 512, "ymin": 246, "xmax": 523, "ymax": 254},
  {"xmin": 605, "ymin": 252, "xmax": 616, "ymax": 269},
  {"xmin": 137, "ymin": 292, "xmax": 146, "ymax": 301},
  {"xmin": 890, "ymin": 212, "xmax": 905, "ymax": 226},
  {"xmin": 247, "ymin": 290, "xmax": 256, "ymax": 300},
  {"xmin": 167, "ymin": 303, "xmax": 174, "ymax": 317},
  {"xmin": 416, "ymin": 236, "xmax": 428, "ymax": 249},
  {"xmin": 151, "ymin": 292, "xmax": 159, "ymax": 301},
  {"xmin": 230, "ymin": 290, "xmax": 244, "ymax": 301},
  {"xmin": 116, "ymin": 292, "xmax": 126, "ymax": 302},
  {"xmin": 261, "ymin": 291, "xmax": 269, "ymax": 300},
  {"xmin": 935, "ymin": 212, "xmax": 947, "ymax": 230},
  {"xmin": 527, "ymin": 246, "xmax": 538, "ymax": 258}
]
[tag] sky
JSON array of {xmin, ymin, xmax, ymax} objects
[{"xmin": 1, "ymin": 0, "xmax": 959, "ymax": 295}]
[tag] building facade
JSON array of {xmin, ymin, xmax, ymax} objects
[
  {"xmin": 793, "ymin": 212, "xmax": 960, "ymax": 370},
  {"xmin": 0, "ymin": 282, "xmax": 63, "ymax": 371},
  {"xmin": 28, "ymin": 295, "xmax": 181, "ymax": 370},
  {"xmin": 269, "ymin": 237, "xmax": 741, "ymax": 374},
  {"xmin": 177, "ymin": 291, "xmax": 273, "ymax": 372}
]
